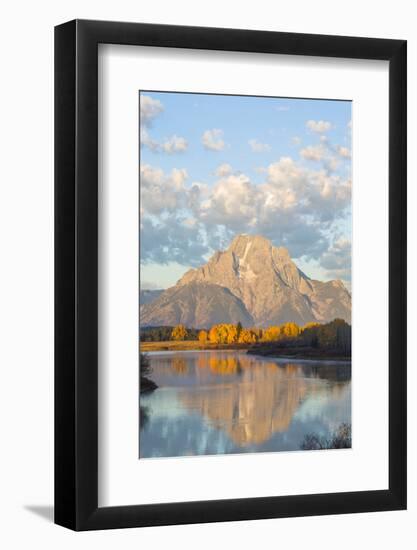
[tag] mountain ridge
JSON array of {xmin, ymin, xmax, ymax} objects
[
  {"xmin": 140, "ymin": 281, "xmax": 254, "ymax": 328},
  {"xmin": 140, "ymin": 234, "xmax": 351, "ymax": 328}
]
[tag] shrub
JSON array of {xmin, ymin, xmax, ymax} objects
[
  {"xmin": 300, "ymin": 423, "xmax": 351, "ymax": 450},
  {"xmin": 140, "ymin": 353, "xmax": 151, "ymax": 376}
]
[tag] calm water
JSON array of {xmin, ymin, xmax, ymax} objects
[{"xmin": 139, "ymin": 350, "xmax": 351, "ymax": 458}]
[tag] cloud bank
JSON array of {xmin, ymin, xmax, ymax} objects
[{"xmin": 140, "ymin": 155, "xmax": 351, "ymax": 282}]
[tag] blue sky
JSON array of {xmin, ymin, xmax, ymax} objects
[{"xmin": 140, "ymin": 91, "xmax": 351, "ymax": 290}]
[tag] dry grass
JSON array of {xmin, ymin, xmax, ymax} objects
[{"xmin": 140, "ymin": 340, "xmax": 251, "ymax": 352}]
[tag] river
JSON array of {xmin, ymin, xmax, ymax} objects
[{"xmin": 139, "ymin": 350, "xmax": 351, "ymax": 458}]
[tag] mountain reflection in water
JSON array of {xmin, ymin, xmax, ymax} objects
[{"xmin": 139, "ymin": 351, "xmax": 351, "ymax": 458}]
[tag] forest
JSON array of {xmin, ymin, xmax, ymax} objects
[
  {"xmin": 140, "ymin": 319, "xmax": 351, "ymax": 355},
  {"xmin": 140, "ymin": 325, "xmax": 199, "ymax": 342}
]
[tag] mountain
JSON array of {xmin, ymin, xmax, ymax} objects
[
  {"xmin": 140, "ymin": 289, "xmax": 163, "ymax": 306},
  {"xmin": 140, "ymin": 282, "xmax": 254, "ymax": 328},
  {"xmin": 140, "ymin": 234, "xmax": 351, "ymax": 328}
]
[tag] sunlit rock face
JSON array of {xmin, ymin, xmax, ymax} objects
[
  {"xmin": 141, "ymin": 234, "xmax": 351, "ymax": 328},
  {"xmin": 140, "ymin": 282, "xmax": 253, "ymax": 328}
]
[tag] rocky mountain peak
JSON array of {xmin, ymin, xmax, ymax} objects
[
  {"xmin": 177, "ymin": 234, "xmax": 311, "ymax": 296},
  {"xmin": 228, "ymin": 234, "xmax": 291, "ymax": 263},
  {"xmin": 229, "ymin": 233, "xmax": 271, "ymax": 254},
  {"xmin": 141, "ymin": 234, "xmax": 351, "ymax": 328},
  {"xmin": 275, "ymin": 246, "xmax": 290, "ymax": 258}
]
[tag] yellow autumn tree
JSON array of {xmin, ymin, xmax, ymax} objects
[
  {"xmin": 216, "ymin": 324, "xmax": 229, "ymax": 344},
  {"xmin": 263, "ymin": 326, "xmax": 281, "ymax": 341},
  {"xmin": 208, "ymin": 324, "xmax": 239, "ymax": 344},
  {"xmin": 198, "ymin": 330, "xmax": 208, "ymax": 343},
  {"xmin": 251, "ymin": 328, "xmax": 262, "ymax": 342},
  {"xmin": 280, "ymin": 322, "xmax": 300, "ymax": 339},
  {"xmin": 303, "ymin": 321, "xmax": 321, "ymax": 331},
  {"xmin": 238, "ymin": 328, "xmax": 257, "ymax": 344},
  {"xmin": 171, "ymin": 324, "xmax": 187, "ymax": 341},
  {"xmin": 226, "ymin": 325, "xmax": 238, "ymax": 344},
  {"xmin": 209, "ymin": 325, "xmax": 220, "ymax": 343}
]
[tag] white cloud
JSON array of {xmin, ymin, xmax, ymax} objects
[
  {"xmin": 160, "ymin": 135, "xmax": 188, "ymax": 153},
  {"xmin": 141, "ymin": 128, "xmax": 188, "ymax": 154},
  {"xmin": 214, "ymin": 163, "xmax": 233, "ymax": 177},
  {"xmin": 140, "ymin": 216, "xmax": 210, "ymax": 267},
  {"xmin": 299, "ymin": 135, "xmax": 350, "ymax": 174},
  {"xmin": 324, "ymin": 156, "xmax": 341, "ymax": 173},
  {"xmin": 200, "ymin": 174, "xmax": 258, "ymax": 228},
  {"xmin": 291, "ymin": 136, "xmax": 302, "ymax": 146},
  {"xmin": 321, "ymin": 238, "xmax": 351, "ymax": 282},
  {"xmin": 183, "ymin": 217, "xmax": 198, "ymax": 228},
  {"xmin": 140, "ymin": 95, "xmax": 187, "ymax": 154},
  {"xmin": 248, "ymin": 139, "xmax": 271, "ymax": 153},
  {"xmin": 140, "ymin": 128, "xmax": 159, "ymax": 152},
  {"xmin": 140, "ymin": 164, "xmax": 188, "ymax": 214},
  {"xmin": 141, "ymin": 280, "xmax": 162, "ymax": 290},
  {"xmin": 261, "ymin": 157, "xmax": 351, "ymax": 228},
  {"xmin": 202, "ymin": 157, "xmax": 350, "ymax": 254},
  {"xmin": 202, "ymin": 129, "xmax": 225, "ymax": 151},
  {"xmin": 300, "ymin": 144, "xmax": 326, "ymax": 161},
  {"xmin": 337, "ymin": 145, "xmax": 351, "ymax": 159},
  {"xmin": 140, "ymin": 95, "xmax": 164, "ymax": 127},
  {"xmin": 306, "ymin": 119, "xmax": 333, "ymax": 133}
]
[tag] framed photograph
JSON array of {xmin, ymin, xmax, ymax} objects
[{"xmin": 55, "ymin": 20, "xmax": 406, "ymax": 530}]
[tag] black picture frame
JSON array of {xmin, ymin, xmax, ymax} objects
[{"xmin": 55, "ymin": 19, "xmax": 407, "ymax": 531}]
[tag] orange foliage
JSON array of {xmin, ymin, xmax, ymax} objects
[
  {"xmin": 262, "ymin": 326, "xmax": 281, "ymax": 341},
  {"xmin": 171, "ymin": 324, "xmax": 187, "ymax": 341},
  {"xmin": 209, "ymin": 324, "xmax": 239, "ymax": 344},
  {"xmin": 238, "ymin": 328, "xmax": 257, "ymax": 344},
  {"xmin": 281, "ymin": 322, "xmax": 300, "ymax": 338}
]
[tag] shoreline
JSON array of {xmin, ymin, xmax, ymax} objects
[
  {"xmin": 140, "ymin": 375, "xmax": 158, "ymax": 393},
  {"xmin": 247, "ymin": 345, "xmax": 350, "ymax": 362},
  {"xmin": 254, "ymin": 354, "xmax": 351, "ymax": 364},
  {"xmin": 140, "ymin": 341, "xmax": 350, "ymax": 362},
  {"xmin": 140, "ymin": 341, "xmax": 252, "ymax": 353}
]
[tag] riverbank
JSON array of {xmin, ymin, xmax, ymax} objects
[
  {"xmin": 140, "ymin": 375, "xmax": 158, "ymax": 393},
  {"xmin": 247, "ymin": 343, "xmax": 350, "ymax": 362},
  {"xmin": 140, "ymin": 340, "xmax": 351, "ymax": 360},
  {"xmin": 140, "ymin": 340, "xmax": 252, "ymax": 352}
]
